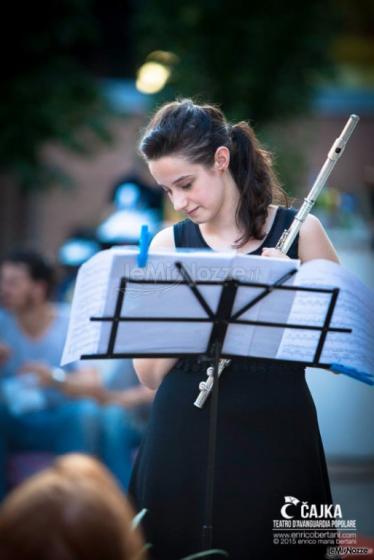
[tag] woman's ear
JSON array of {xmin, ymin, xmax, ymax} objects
[{"xmin": 214, "ymin": 146, "xmax": 230, "ymax": 171}]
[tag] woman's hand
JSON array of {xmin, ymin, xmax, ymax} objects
[{"xmin": 261, "ymin": 248, "xmax": 290, "ymax": 259}]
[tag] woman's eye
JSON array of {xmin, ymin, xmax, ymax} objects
[{"xmin": 181, "ymin": 183, "xmax": 192, "ymax": 190}]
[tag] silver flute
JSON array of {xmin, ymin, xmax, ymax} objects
[
  {"xmin": 194, "ymin": 114, "xmax": 360, "ymax": 408},
  {"xmin": 276, "ymin": 114, "xmax": 360, "ymax": 254}
]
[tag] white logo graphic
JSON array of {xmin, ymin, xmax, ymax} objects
[
  {"xmin": 280, "ymin": 496, "xmax": 343, "ymax": 519},
  {"xmin": 280, "ymin": 496, "xmax": 300, "ymax": 519}
]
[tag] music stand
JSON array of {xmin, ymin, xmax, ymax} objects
[{"xmin": 81, "ymin": 260, "xmax": 350, "ymax": 551}]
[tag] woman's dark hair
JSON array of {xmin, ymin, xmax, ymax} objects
[{"xmin": 140, "ymin": 98, "xmax": 289, "ymax": 247}]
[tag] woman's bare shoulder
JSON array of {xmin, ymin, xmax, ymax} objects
[
  {"xmin": 299, "ymin": 214, "xmax": 339, "ymax": 263},
  {"xmin": 150, "ymin": 226, "xmax": 175, "ymax": 250}
]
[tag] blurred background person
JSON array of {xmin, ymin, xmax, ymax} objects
[
  {"xmin": 0, "ymin": 453, "xmax": 146, "ymax": 560},
  {"xmin": 0, "ymin": 250, "xmax": 101, "ymax": 498},
  {"xmin": 0, "ymin": 250, "xmax": 152, "ymax": 497}
]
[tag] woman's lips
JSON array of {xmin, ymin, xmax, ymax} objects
[{"xmin": 187, "ymin": 206, "xmax": 200, "ymax": 216}]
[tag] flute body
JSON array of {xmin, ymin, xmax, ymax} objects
[{"xmin": 276, "ymin": 114, "xmax": 360, "ymax": 254}]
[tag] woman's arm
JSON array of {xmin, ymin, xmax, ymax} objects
[
  {"xmin": 298, "ymin": 214, "xmax": 339, "ymax": 263},
  {"xmin": 132, "ymin": 226, "xmax": 179, "ymax": 390},
  {"xmin": 134, "ymin": 357, "xmax": 179, "ymax": 390},
  {"xmin": 107, "ymin": 384, "xmax": 155, "ymax": 408}
]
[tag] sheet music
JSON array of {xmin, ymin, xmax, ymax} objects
[
  {"xmin": 109, "ymin": 250, "xmax": 235, "ymax": 355},
  {"xmin": 105, "ymin": 251, "xmax": 298, "ymax": 356},
  {"xmin": 61, "ymin": 249, "xmax": 374, "ymax": 376},
  {"xmin": 222, "ymin": 253, "xmax": 298, "ymax": 358},
  {"xmin": 61, "ymin": 248, "xmax": 298, "ymax": 363},
  {"xmin": 276, "ymin": 259, "xmax": 374, "ymax": 373},
  {"xmin": 61, "ymin": 251, "xmax": 114, "ymax": 364}
]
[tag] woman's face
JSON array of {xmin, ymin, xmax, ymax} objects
[{"xmin": 148, "ymin": 154, "xmax": 227, "ymax": 223}]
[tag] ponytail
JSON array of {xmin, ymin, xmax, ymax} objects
[{"xmin": 230, "ymin": 122, "xmax": 289, "ymax": 246}]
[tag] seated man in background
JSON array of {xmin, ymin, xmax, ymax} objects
[
  {"xmin": 0, "ymin": 250, "xmax": 101, "ymax": 498},
  {"xmin": 0, "ymin": 250, "xmax": 153, "ymax": 497}
]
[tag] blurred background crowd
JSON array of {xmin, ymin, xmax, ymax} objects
[{"xmin": 0, "ymin": 0, "xmax": 373, "ymax": 557}]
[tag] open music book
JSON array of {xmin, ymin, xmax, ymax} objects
[{"xmin": 61, "ymin": 247, "xmax": 373, "ymax": 377}]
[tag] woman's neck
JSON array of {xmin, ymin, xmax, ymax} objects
[{"xmin": 200, "ymin": 172, "xmax": 242, "ymax": 242}]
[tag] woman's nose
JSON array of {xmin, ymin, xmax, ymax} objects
[{"xmin": 172, "ymin": 192, "xmax": 188, "ymax": 212}]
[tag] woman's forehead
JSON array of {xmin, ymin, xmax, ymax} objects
[{"xmin": 149, "ymin": 155, "xmax": 198, "ymax": 183}]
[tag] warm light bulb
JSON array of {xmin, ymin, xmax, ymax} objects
[{"xmin": 136, "ymin": 62, "xmax": 171, "ymax": 94}]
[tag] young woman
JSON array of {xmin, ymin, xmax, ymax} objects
[{"xmin": 130, "ymin": 99, "xmax": 339, "ymax": 560}]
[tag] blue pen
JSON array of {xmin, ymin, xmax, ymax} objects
[
  {"xmin": 137, "ymin": 225, "xmax": 152, "ymax": 268},
  {"xmin": 330, "ymin": 363, "xmax": 374, "ymax": 386}
]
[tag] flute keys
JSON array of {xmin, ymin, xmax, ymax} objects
[{"xmin": 193, "ymin": 359, "xmax": 232, "ymax": 408}]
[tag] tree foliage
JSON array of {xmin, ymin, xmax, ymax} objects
[
  {"xmin": 0, "ymin": 0, "xmax": 112, "ymax": 190},
  {"xmin": 134, "ymin": 0, "xmax": 339, "ymax": 125},
  {"xmin": 1, "ymin": 0, "xmax": 341, "ymax": 192}
]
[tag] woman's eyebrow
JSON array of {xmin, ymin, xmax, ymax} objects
[
  {"xmin": 173, "ymin": 174, "xmax": 193, "ymax": 185},
  {"xmin": 158, "ymin": 175, "xmax": 193, "ymax": 189}
]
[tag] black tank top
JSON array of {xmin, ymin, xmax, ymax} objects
[{"xmin": 173, "ymin": 206, "xmax": 299, "ymax": 258}]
